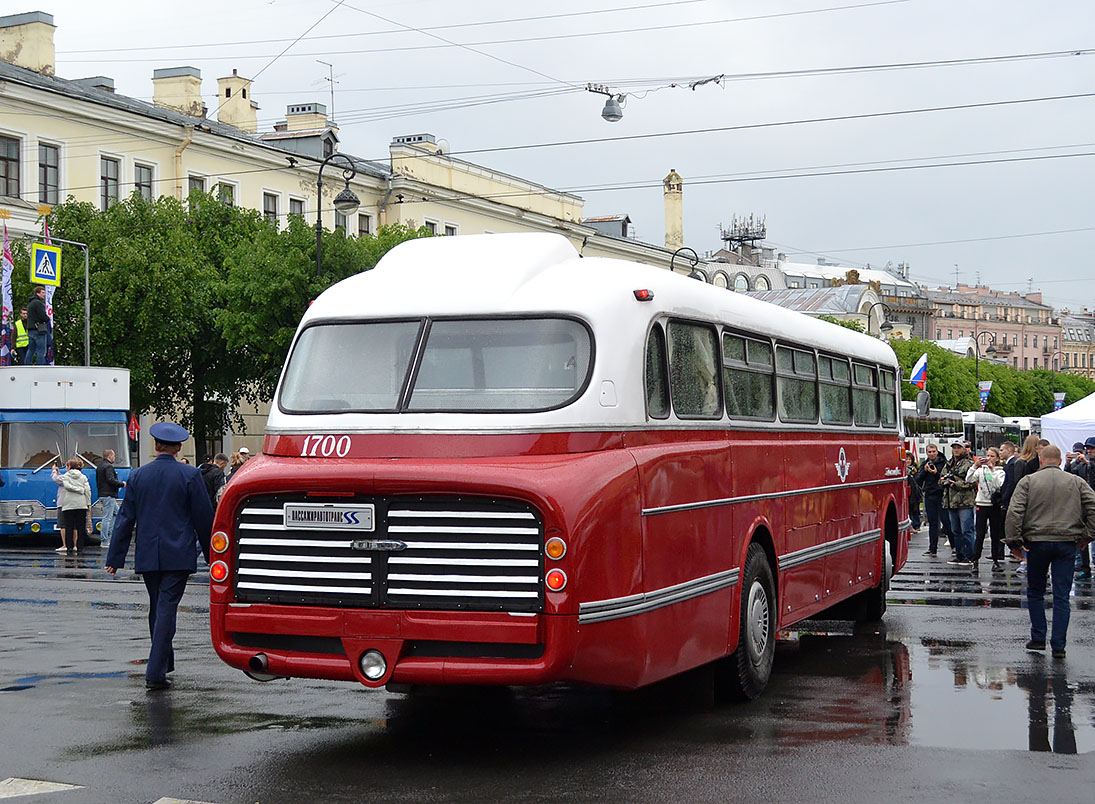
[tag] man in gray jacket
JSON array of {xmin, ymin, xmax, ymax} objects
[{"xmin": 1005, "ymin": 445, "xmax": 1095, "ymax": 659}]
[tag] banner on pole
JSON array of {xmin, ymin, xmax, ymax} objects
[
  {"xmin": 1054, "ymin": 392, "xmax": 1066, "ymax": 411},
  {"xmin": 978, "ymin": 380, "xmax": 993, "ymax": 412},
  {"xmin": 0, "ymin": 224, "xmax": 12, "ymax": 366}
]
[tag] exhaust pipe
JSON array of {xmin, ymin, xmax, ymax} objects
[{"xmin": 249, "ymin": 653, "xmax": 269, "ymax": 673}]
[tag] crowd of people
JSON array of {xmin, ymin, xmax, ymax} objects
[{"xmin": 906, "ymin": 435, "xmax": 1095, "ymax": 659}]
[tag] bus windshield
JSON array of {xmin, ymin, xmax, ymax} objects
[
  {"xmin": 68, "ymin": 422, "xmax": 130, "ymax": 468},
  {"xmin": 0, "ymin": 422, "xmax": 65, "ymax": 469},
  {"xmin": 280, "ymin": 318, "xmax": 593, "ymax": 413}
]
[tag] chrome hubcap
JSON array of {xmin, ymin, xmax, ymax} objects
[{"xmin": 746, "ymin": 580, "xmax": 770, "ymax": 663}]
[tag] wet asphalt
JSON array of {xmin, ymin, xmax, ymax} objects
[{"xmin": 1, "ymin": 534, "xmax": 1094, "ymax": 803}]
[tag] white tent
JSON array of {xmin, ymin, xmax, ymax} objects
[{"xmin": 1041, "ymin": 391, "xmax": 1095, "ymax": 455}]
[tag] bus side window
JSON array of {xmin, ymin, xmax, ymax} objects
[
  {"xmin": 776, "ymin": 346, "xmax": 818, "ymax": 423},
  {"xmin": 852, "ymin": 363, "xmax": 880, "ymax": 426},
  {"xmin": 667, "ymin": 321, "xmax": 721, "ymax": 419},
  {"xmin": 879, "ymin": 370, "xmax": 897, "ymax": 428},
  {"xmin": 819, "ymin": 355, "xmax": 852, "ymax": 425},
  {"xmin": 723, "ymin": 333, "xmax": 775, "ymax": 420},
  {"xmin": 645, "ymin": 324, "xmax": 670, "ymax": 419}
]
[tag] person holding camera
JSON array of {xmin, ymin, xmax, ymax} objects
[
  {"xmin": 916, "ymin": 443, "xmax": 953, "ymax": 556},
  {"xmin": 968, "ymin": 447, "xmax": 1006, "ymax": 572},
  {"xmin": 942, "ymin": 441, "xmax": 977, "ymax": 566}
]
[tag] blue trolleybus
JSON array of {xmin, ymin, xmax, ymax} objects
[{"xmin": 0, "ymin": 367, "xmax": 131, "ymax": 543}]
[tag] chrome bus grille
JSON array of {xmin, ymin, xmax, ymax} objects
[{"xmin": 234, "ymin": 496, "xmax": 543, "ymax": 612}]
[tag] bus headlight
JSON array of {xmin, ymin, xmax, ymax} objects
[{"xmin": 359, "ymin": 650, "xmax": 387, "ymax": 681}]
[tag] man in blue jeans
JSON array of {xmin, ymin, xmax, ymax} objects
[
  {"xmin": 1005, "ymin": 445, "xmax": 1095, "ymax": 659},
  {"xmin": 942, "ymin": 441, "xmax": 976, "ymax": 567}
]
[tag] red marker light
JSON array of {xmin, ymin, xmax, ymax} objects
[
  {"xmin": 545, "ymin": 569, "xmax": 568, "ymax": 591},
  {"xmin": 210, "ymin": 561, "xmax": 229, "ymax": 582},
  {"xmin": 633, "ymin": 289, "xmax": 654, "ymax": 302}
]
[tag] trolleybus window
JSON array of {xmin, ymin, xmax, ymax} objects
[
  {"xmin": 280, "ymin": 321, "xmax": 422, "ymax": 412},
  {"xmin": 852, "ymin": 363, "xmax": 880, "ymax": 426},
  {"xmin": 408, "ymin": 318, "xmax": 591, "ymax": 411},
  {"xmin": 818, "ymin": 355, "xmax": 853, "ymax": 425},
  {"xmin": 776, "ymin": 346, "xmax": 818, "ymax": 423},
  {"xmin": 722, "ymin": 332, "xmax": 775, "ymax": 420},
  {"xmin": 68, "ymin": 422, "xmax": 130, "ymax": 467},
  {"xmin": 879, "ymin": 370, "xmax": 897, "ymax": 428},
  {"xmin": 0, "ymin": 422, "xmax": 65, "ymax": 468},
  {"xmin": 667, "ymin": 321, "xmax": 720, "ymax": 418},
  {"xmin": 645, "ymin": 324, "xmax": 670, "ymax": 419}
]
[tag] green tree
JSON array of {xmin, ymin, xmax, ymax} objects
[
  {"xmin": 41, "ymin": 192, "xmax": 429, "ymax": 447},
  {"xmin": 818, "ymin": 315, "xmax": 865, "ymax": 333}
]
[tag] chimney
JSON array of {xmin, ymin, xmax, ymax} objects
[
  {"xmin": 391, "ymin": 133, "xmax": 441, "ymax": 154},
  {"xmin": 74, "ymin": 76, "xmax": 115, "ymax": 93},
  {"xmin": 285, "ymin": 102, "xmax": 330, "ymax": 131},
  {"xmin": 152, "ymin": 66, "xmax": 204, "ymax": 116},
  {"xmin": 0, "ymin": 11, "xmax": 55, "ymax": 75},
  {"xmin": 663, "ymin": 169, "xmax": 683, "ymax": 251},
  {"xmin": 216, "ymin": 68, "xmax": 258, "ymax": 133}
]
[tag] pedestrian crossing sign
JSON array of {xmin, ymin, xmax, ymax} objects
[{"xmin": 30, "ymin": 243, "xmax": 61, "ymax": 286}]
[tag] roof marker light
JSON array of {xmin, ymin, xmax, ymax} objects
[{"xmin": 633, "ymin": 289, "xmax": 654, "ymax": 302}]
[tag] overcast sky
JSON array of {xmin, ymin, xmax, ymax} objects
[{"xmin": 41, "ymin": 0, "xmax": 1095, "ymax": 311}]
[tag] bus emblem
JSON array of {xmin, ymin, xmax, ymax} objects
[
  {"xmin": 834, "ymin": 448, "xmax": 851, "ymax": 483},
  {"xmin": 351, "ymin": 539, "xmax": 406, "ymax": 552}
]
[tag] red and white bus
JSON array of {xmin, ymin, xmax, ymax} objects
[{"xmin": 209, "ymin": 233, "xmax": 910, "ymax": 699}]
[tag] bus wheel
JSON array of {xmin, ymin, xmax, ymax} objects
[
  {"xmin": 862, "ymin": 539, "xmax": 893, "ymax": 622},
  {"xmin": 720, "ymin": 543, "xmax": 776, "ymax": 701}
]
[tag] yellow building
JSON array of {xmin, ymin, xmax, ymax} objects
[{"xmin": 1061, "ymin": 313, "xmax": 1095, "ymax": 379}]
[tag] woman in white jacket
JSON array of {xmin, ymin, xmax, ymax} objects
[
  {"xmin": 51, "ymin": 457, "xmax": 92, "ymax": 555},
  {"xmin": 967, "ymin": 447, "xmax": 1006, "ymax": 572}
]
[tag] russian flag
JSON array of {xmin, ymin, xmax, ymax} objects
[{"xmin": 908, "ymin": 353, "xmax": 928, "ymax": 390}]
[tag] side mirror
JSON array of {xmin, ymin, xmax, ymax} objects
[{"xmin": 915, "ymin": 390, "xmax": 931, "ymax": 416}]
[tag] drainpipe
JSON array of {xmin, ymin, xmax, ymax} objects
[
  {"xmin": 175, "ymin": 125, "xmax": 194, "ymax": 200},
  {"xmin": 377, "ymin": 176, "xmax": 394, "ymax": 227}
]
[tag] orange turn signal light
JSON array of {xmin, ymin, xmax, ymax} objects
[
  {"xmin": 211, "ymin": 531, "xmax": 229, "ymax": 553},
  {"xmin": 545, "ymin": 537, "xmax": 567, "ymax": 560},
  {"xmin": 545, "ymin": 569, "xmax": 568, "ymax": 591},
  {"xmin": 209, "ymin": 561, "xmax": 229, "ymax": 582}
]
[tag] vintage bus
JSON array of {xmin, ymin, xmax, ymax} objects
[
  {"xmin": 209, "ymin": 234, "xmax": 910, "ymax": 699},
  {"xmin": 962, "ymin": 411, "xmax": 1021, "ymax": 454},
  {"xmin": 901, "ymin": 401, "xmax": 963, "ymax": 460}
]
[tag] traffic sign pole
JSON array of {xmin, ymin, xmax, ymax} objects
[{"xmin": 24, "ymin": 234, "xmax": 90, "ymax": 367}]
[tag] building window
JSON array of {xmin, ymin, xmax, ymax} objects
[
  {"xmin": 217, "ymin": 183, "xmax": 235, "ymax": 205},
  {"xmin": 423, "ymin": 219, "xmax": 438, "ymax": 235},
  {"xmin": 936, "ymin": 329, "xmax": 941, "ymax": 339},
  {"xmin": 1023, "ymin": 357, "xmax": 1029, "ymax": 369},
  {"xmin": 1054, "ymin": 336, "xmax": 1059, "ymax": 348},
  {"xmin": 289, "ymin": 198, "xmax": 304, "ymax": 218},
  {"xmin": 134, "ymin": 164, "xmax": 153, "ymax": 201},
  {"xmin": 1013, "ymin": 334, "xmax": 1018, "ymax": 346},
  {"xmin": 188, "ymin": 175, "xmax": 205, "ymax": 195},
  {"xmin": 1043, "ymin": 336, "xmax": 1048, "ymax": 349},
  {"xmin": 947, "ymin": 330, "xmax": 953, "ymax": 339},
  {"xmin": 335, "ymin": 210, "xmax": 346, "ymax": 232},
  {"xmin": 958, "ymin": 330, "xmax": 963, "ymax": 338},
  {"xmin": 39, "ymin": 143, "xmax": 59, "ymax": 204},
  {"xmin": 1013, "ymin": 357, "xmax": 1018, "ymax": 368},
  {"xmin": 0, "ymin": 136, "xmax": 19, "ymax": 197},
  {"xmin": 754, "ymin": 275, "xmax": 771, "ymax": 291},
  {"xmin": 444, "ymin": 223, "xmax": 458, "ymax": 237},
  {"xmin": 1034, "ymin": 358, "xmax": 1039, "ymax": 368},
  {"xmin": 263, "ymin": 192, "xmax": 278, "ymax": 224},
  {"xmin": 358, "ymin": 213, "xmax": 372, "ymax": 237},
  {"xmin": 733, "ymin": 274, "xmax": 749, "ymax": 291},
  {"xmin": 100, "ymin": 156, "xmax": 119, "ymax": 210}
]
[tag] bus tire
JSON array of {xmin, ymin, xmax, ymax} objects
[
  {"xmin": 721, "ymin": 543, "xmax": 776, "ymax": 701},
  {"xmin": 861, "ymin": 538, "xmax": 893, "ymax": 622}
]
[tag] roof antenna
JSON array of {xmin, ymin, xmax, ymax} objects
[{"xmin": 317, "ymin": 59, "xmax": 338, "ymax": 122}]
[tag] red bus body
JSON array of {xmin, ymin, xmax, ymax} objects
[{"xmin": 209, "ymin": 234, "xmax": 910, "ymax": 693}]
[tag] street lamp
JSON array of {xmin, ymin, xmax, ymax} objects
[
  {"xmin": 1048, "ymin": 350, "xmax": 1064, "ymax": 398},
  {"xmin": 973, "ymin": 330, "xmax": 997, "ymax": 382},
  {"xmin": 315, "ymin": 152, "xmax": 360, "ymax": 277},
  {"xmin": 864, "ymin": 302, "xmax": 893, "ymax": 337}
]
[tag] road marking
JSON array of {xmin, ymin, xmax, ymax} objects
[
  {"xmin": 0, "ymin": 778, "xmax": 83, "ymax": 798},
  {"xmin": 153, "ymin": 799, "xmax": 222, "ymax": 804}
]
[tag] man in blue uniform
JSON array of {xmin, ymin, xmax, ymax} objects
[{"xmin": 105, "ymin": 422, "xmax": 214, "ymax": 691}]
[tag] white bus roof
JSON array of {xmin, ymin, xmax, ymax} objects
[
  {"xmin": 270, "ymin": 234, "xmax": 899, "ymax": 433},
  {"xmin": 0, "ymin": 366, "xmax": 129, "ymax": 411}
]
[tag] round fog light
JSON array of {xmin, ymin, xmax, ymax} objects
[
  {"xmin": 359, "ymin": 649, "xmax": 387, "ymax": 681},
  {"xmin": 545, "ymin": 568, "xmax": 568, "ymax": 591},
  {"xmin": 209, "ymin": 560, "xmax": 229, "ymax": 582},
  {"xmin": 30, "ymin": 522, "xmax": 41, "ymax": 533}
]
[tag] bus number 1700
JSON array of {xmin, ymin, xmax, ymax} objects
[{"xmin": 300, "ymin": 434, "xmax": 352, "ymax": 458}]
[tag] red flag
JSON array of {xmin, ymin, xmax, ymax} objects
[{"xmin": 128, "ymin": 414, "xmax": 140, "ymax": 441}]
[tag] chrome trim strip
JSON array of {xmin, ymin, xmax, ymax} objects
[
  {"xmin": 642, "ymin": 477, "xmax": 904, "ymax": 516},
  {"xmin": 399, "ymin": 541, "xmax": 540, "ymax": 551},
  {"xmin": 578, "ymin": 568, "xmax": 740, "ymax": 625},
  {"xmin": 778, "ymin": 528, "xmax": 882, "ymax": 570},
  {"xmin": 240, "ymin": 508, "xmax": 284, "ymax": 517},
  {"xmin": 237, "ymin": 581, "xmax": 372, "ymax": 594},
  {"xmin": 898, "ymin": 517, "xmax": 912, "ymax": 531},
  {"xmin": 388, "ymin": 510, "xmax": 536, "ymax": 520},
  {"xmin": 386, "ymin": 573, "xmax": 539, "ymax": 584},
  {"xmin": 240, "ymin": 553, "xmax": 372, "ymax": 564},
  {"xmin": 388, "ymin": 557, "xmax": 539, "ymax": 567},
  {"xmin": 238, "ymin": 567, "xmax": 372, "ymax": 580},
  {"xmin": 238, "ymin": 537, "xmax": 354, "ymax": 548},
  {"xmin": 388, "ymin": 525, "xmax": 540, "ymax": 535},
  {"xmin": 387, "ymin": 588, "xmax": 539, "ymax": 598},
  {"xmin": 238, "ymin": 523, "xmax": 289, "ymax": 531}
]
